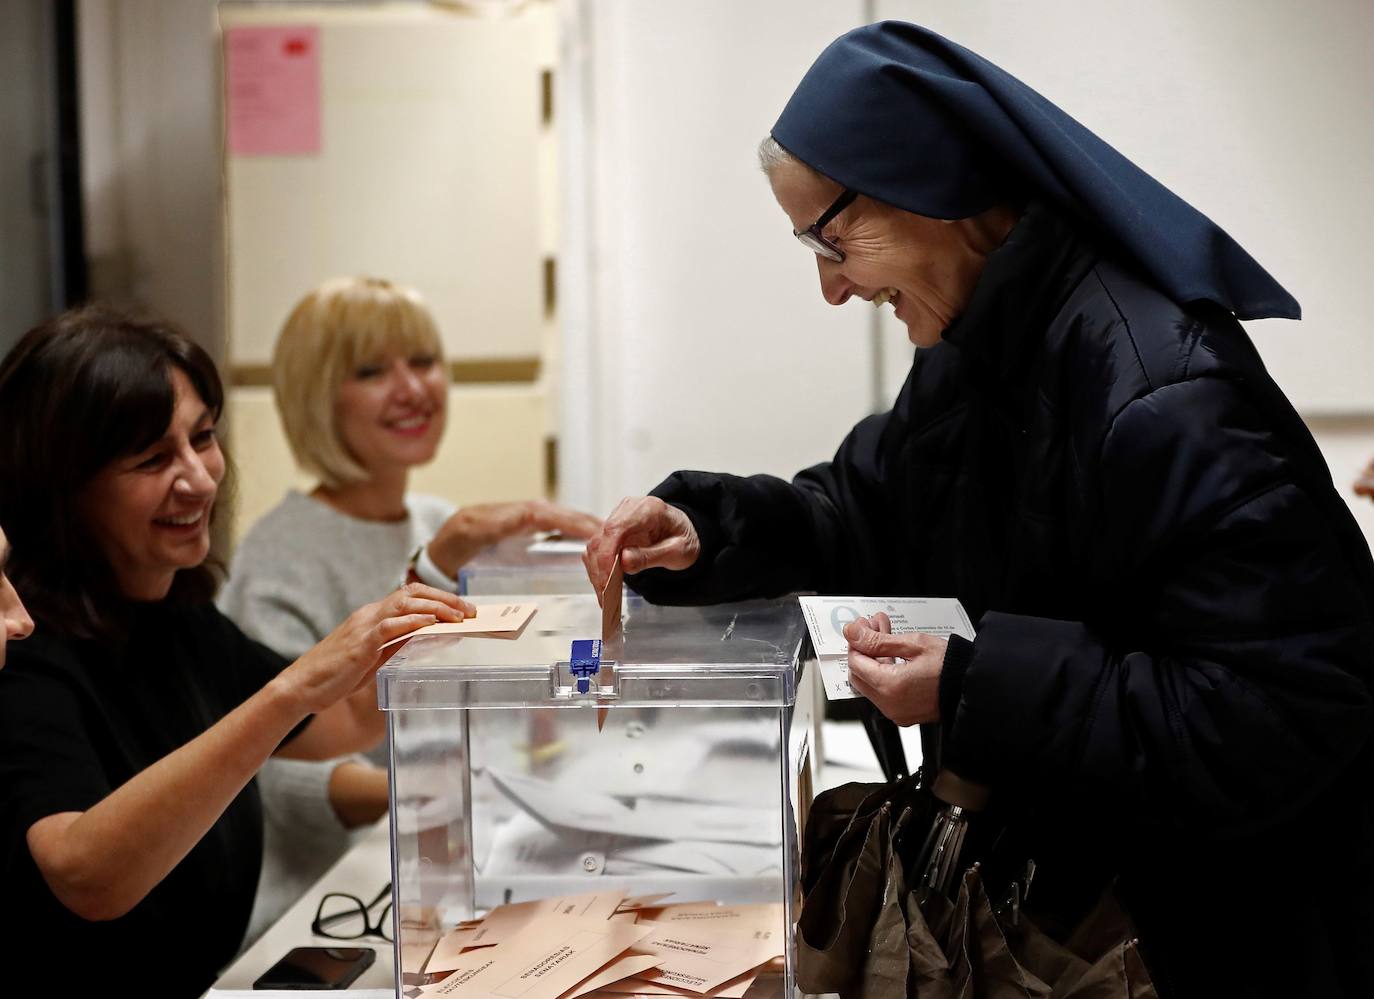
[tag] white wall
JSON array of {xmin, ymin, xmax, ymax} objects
[
  {"xmin": 567, "ymin": 0, "xmax": 1374, "ymax": 553},
  {"xmin": 873, "ymin": 0, "xmax": 1374, "ymax": 416},
  {"xmin": 560, "ymin": 0, "xmax": 878, "ymax": 513}
]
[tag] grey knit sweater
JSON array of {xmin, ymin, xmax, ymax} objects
[{"xmin": 220, "ymin": 489, "xmax": 455, "ymax": 660}]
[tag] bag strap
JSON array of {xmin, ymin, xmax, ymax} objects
[{"xmin": 932, "ymin": 769, "xmax": 991, "ymax": 811}]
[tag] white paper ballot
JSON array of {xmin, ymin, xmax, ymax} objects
[
  {"xmin": 482, "ymin": 808, "xmax": 615, "ymax": 877},
  {"xmin": 488, "ymin": 770, "xmax": 779, "ymax": 846},
  {"xmin": 798, "ymin": 596, "xmax": 975, "ymax": 700},
  {"xmin": 526, "ymin": 539, "xmax": 588, "ymax": 555}
]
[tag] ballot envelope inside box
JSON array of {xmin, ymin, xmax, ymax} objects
[
  {"xmin": 378, "ymin": 594, "xmax": 816, "ymax": 998},
  {"xmin": 457, "ymin": 535, "xmax": 592, "ymax": 595}
]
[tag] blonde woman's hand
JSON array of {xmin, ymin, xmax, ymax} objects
[
  {"xmin": 280, "ymin": 583, "xmax": 474, "ymax": 713},
  {"xmin": 428, "ymin": 501, "xmax": 603, "ymax": 577}
]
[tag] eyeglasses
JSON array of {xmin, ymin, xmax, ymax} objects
[
  {"xmin": 793, "ymin": 188, "xmax": 858, "ymax": 262},
  {"xmin": 313, "ymin": 882, "xmax": 393, "ymax": 943}
]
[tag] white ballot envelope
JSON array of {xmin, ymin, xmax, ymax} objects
[
  {"xmin": 797, "ymin": 596, "xmax": 975, "ymax": 700},
  {"xmin": 488, "ymin": 770, "xmax": 780, "ymax": 846},
  {"xmin": 527, "ymin": 538, "xmax": 589, "ymax": 556}
]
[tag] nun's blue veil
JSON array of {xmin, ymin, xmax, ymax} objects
[{"xmin": 771, "ymin": 21, "xmax": 1300, "ymax": 321}]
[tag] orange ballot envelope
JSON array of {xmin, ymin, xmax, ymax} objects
[
  {"xmin": 593, "ymin": 968, "xmax": 760, "ymax": 999},
  {"xmin": 596, "ymin": 555, "xmax": 625, "ymax": 732},
  {"xmin": 638, "ymin": 903, "xmax": 783, "ymax": 931},
  {"xmin": 614, "ymin": 894, "xmax": 675, "ymax": 913},
  {"xmin": 422, "ymin": 913, "xmax": 651, "ymax": 998},
  {"xmin": 429, "ymin": 892, "xmax": 630, "ymax": 973},
  {"xmin": 382, "ymin": 602, "xmax": 538, "ymax": 650},
  {"xmin": 630, "ymin": 922, "xmax": 784, "ymax": 994},
  {"xmin": 561, "ymin": 953, "xmax": 665, "ymax": 999},
  {"xmin": 600, "ymin": 555, "xmax": 624, "ymax": 659}
]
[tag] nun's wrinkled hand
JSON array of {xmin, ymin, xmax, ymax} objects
[
  {"xmin": 583, "ymin": 496, "xmax": 700, "ymax": 598},
  {"xmin": 843, "ymin": 612, "xmax": 945, "ymax": 727}
]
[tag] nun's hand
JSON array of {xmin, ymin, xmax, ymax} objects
[
  {"xmin": 843, "ymin": 612, "xmax": 945, "ymax": 727},
  {"xmin": 583, "ymin": 496, "xmax": 700, "ymax": 597}
]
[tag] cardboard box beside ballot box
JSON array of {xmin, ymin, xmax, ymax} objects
[{"xmin": 378, "ymin": 593, "xmax": 817, "ymax": 998}]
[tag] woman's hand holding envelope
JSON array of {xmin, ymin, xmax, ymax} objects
[{"xmin": 285, "ymin": 582, "xmax": 474, "ymax": 711}]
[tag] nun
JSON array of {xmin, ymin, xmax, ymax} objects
[{"xmin": 585, "ymin": 21, "xmax": 1374, "ymax": 998}]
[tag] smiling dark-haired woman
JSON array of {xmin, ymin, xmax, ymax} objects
[{"xmin": 0, "ymin": 305, "xmax": 473, "ymax": 997}]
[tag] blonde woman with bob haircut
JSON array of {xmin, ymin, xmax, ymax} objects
[
  {"xmin": 220, "ymin": 276, "xmax": 598, "ymax": 942},
  {"xmin": 275, "ymin": 275, "xmax": 448, "ymax": 493}
]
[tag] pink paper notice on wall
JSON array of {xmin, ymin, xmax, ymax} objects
[{"xmin": 225, "ymin": 25, "xmax": 321, "ymax": 156}]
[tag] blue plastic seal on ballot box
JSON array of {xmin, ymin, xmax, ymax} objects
[{"xmin": 569, "ymin": 639, "xmax": 601, "ymax": 693}]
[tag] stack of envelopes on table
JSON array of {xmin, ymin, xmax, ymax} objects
[{"xmin": 417, "ymin": 891, "xmax": 786, "ymax": 999}]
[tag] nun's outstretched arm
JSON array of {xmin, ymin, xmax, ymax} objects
[{"xmin": 625, "ymin": 403, "xmax": 905, "ymax": 606}]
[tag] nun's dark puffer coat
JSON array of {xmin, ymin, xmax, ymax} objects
[{"xmin": 630, "ymin": 205, "xmax": 1374, "ymax": 998}]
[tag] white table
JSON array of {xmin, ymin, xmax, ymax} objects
[{"xmin": 209, "ymin": 820, "xmax": 395, "ymax": 993}]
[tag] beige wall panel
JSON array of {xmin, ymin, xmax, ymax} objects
[
  {"xmin": 226, "ymin": 384, "xmax": 548, "ymax": 551},
  {"xmin": 225, "ymin": 387, "xmax": 313, "ymax": 549},
  {"xmin": 409, "ymin": 384, "xmax": 549, "ymax": 507},
  {"xmin": 225, "ymin": 159, "xmax": 319, "ymax": 358},
  {"xmin": 222, "ymin": 3, "xmax": 551, "ymax": 366}
]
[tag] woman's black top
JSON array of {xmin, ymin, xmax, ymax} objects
[
  {"xmin": 0, "ymin": 601, "xmax": 292, "ymax": 997},
  {"xmin": 630, "ymin": 204, "xmax": 1374, "ymax": 997}
]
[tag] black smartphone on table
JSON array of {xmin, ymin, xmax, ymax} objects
[{"xmin": 252, "ymin": 946, "xmax": 376, "ymax": 990}]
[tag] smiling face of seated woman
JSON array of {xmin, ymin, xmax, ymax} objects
[
  {"xmin": 0, "ymin": 527, "xmax": 34, "ymax": 667},
  {"xmin": 0, "ymin": 306, "xmax": 228, "ymax": 640},
  {"xmin": 78, "ymin": 367, "xmax": 225, "ymax": 602},
  {"xmin": 271, "ymin": 278, "xmax": 449, "ymax": 505},
  {"xmin": 334, "ymin": 348, "xmax": 447, "ymax": 480}
]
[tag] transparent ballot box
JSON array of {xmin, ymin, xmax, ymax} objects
[
  {"xmin": 379, "ymin": 594, "xmax": 816, "ymax": 998},
  {"xmin": 458, "ymin": 537, "xmax": 590, "ymax": 595}
]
